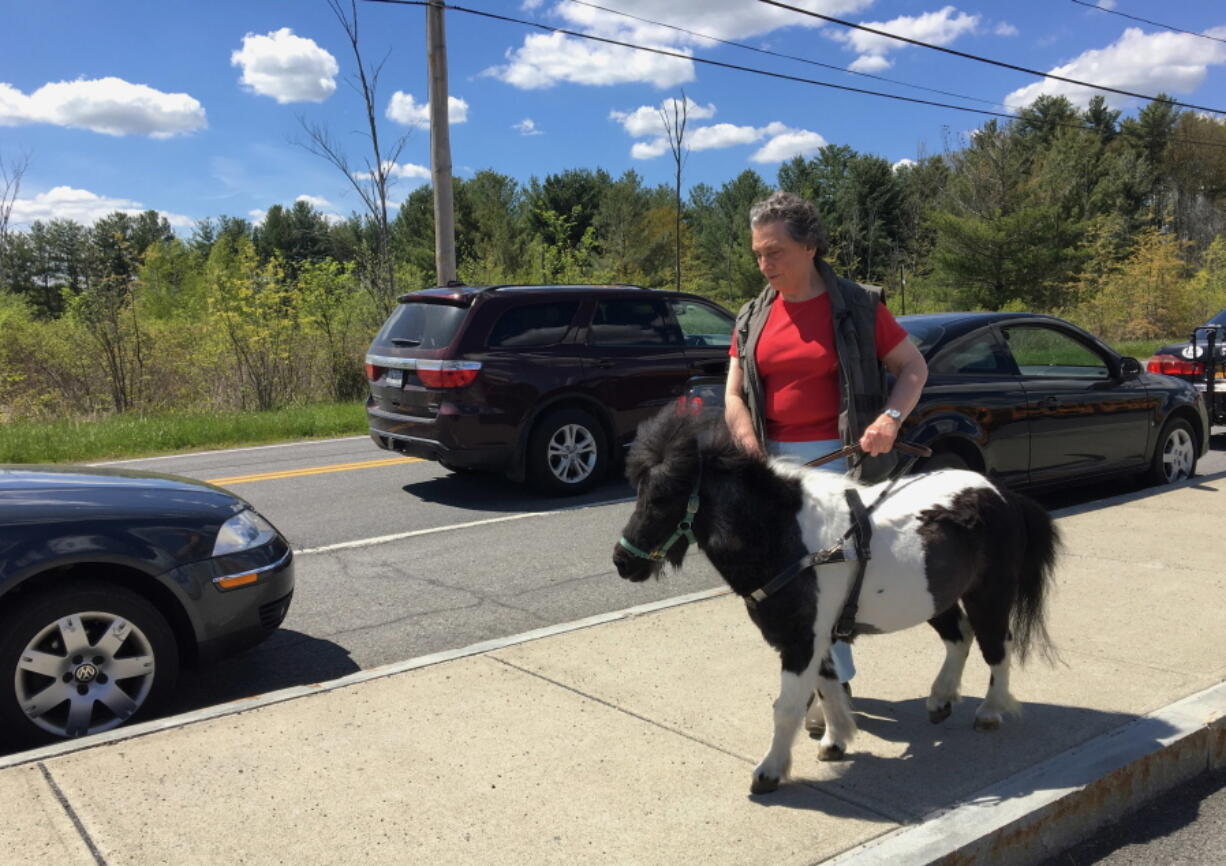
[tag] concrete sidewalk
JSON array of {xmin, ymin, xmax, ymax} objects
[{"xmin": 4, "ymin": 478, "xmax": 1225, "ymax": 865}]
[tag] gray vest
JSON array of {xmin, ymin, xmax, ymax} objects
[{"xmin": 732, "ymin": 260, "xmax": 898, "ymax": 483}]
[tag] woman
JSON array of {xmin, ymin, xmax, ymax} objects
[{"xmin": 725, "ymin": 190, "xmax": 928, "ymax": 691}]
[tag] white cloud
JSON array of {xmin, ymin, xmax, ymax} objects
[
  {"xmin": 486, "ymin": 1, "xmax": 873, "ymax": 89},
  {"xmin": 385, "ymin": 91, "xmax": 469, "ymax": 128},
  {"xmin": 249, "ymin": 209, "xmax": 268, "ymax": 226},
  {"xmin": 296, "ymin": 194, "xmax": 333, "ymax": 210},
  {"xmin": 521, "ymin": 0, "xmax": 544, "ymax": 9},
  {"xmin": 848, "ymin": 54, "xmax": 892, "ymax": 73},
  {"xmin": 837, "ymin": 6, "xmax": 979, "ymax": 70},
  {"xmin": 631, "ymin": 139, "xmax": 669, "ymax": 159},
  {"xmin": 609, "ymin": 97, "xmax": 716, "ymax": 137},
  {"xmin": 1004, "ymin": 27, "xmax": 1226, "ymax": 110},
  {"xmin": 485, "ymin": 31, "xmax": 693, "ymax": 89},
  {"xmin": 10, "ymin": 186, "xmax": 193, "ymax": 228},
  {"xmin": 689, "ymin": 123, "xmax": 761, "ymax": 150},
  {"xmin": 354, "ymin": 161, "xmax": 431, "ymax": 182},
  {"xmin": 513, "ymin": 118, "xmax": 543, "ymax": 135},
  {"xmin": 231, "ymin": 28, "xmax": 338, "ymax": 104},
  {"xmin": 892, "ymin": 158, "xmax": 917, "ymax": 172},
  {"xmin": 1096, "ymin": 1, "xmax": 1117, "ymax": 10},
  {"xmin": 751, "ymin": 127, "xmax": 827, "ymax": 163},
  {"xmin": 0, "ymin": 77, "xmax": 205, "ymax": 137},
  {"xmin": 994, "ymin": 22, "xmax": 1018, "ymax": 37}
]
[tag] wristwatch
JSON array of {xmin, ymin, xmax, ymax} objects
[{"xmin": 882, "ymin": 408, "xmax": 903, "ymax": 422}]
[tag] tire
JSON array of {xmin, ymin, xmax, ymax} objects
[
  {"xmin": 1143, "ymin": 418, "xmax": 1196, "ymax": 486},
  {"xmin": 916, "ymin": 450, "xmax": 969, "ymax": 473},
  {"xmin": 527, "ymin": 408, "xmax": 609, "ymax": 495},
  {"xmin": 0, "ymin": 581, "xmax": 179, "ymax": 746}
]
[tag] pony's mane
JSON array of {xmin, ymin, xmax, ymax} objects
[{"xmin": 625, "ymin": 409, "xmax": 760, "ymax": 488}]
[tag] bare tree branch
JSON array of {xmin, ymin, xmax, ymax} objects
[
  {"xmin": 660, "ymin": 92, "xmax": 689, "ymax": 291},
  {"xmin": 0, "ymin": 150, "xmax": 31, "ymax": 287}
]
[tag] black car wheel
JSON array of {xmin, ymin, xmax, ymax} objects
[
  {"xmin": 1144, "ymin": 418, "xmax": 1196, "ymax": 486},
  {"xmin": 527, "ymin": 408, "xmax": 608, "ymax": 495},
  {"xmin": 0, "ymin": 581, "xmax": 179, "ymax": 745}
]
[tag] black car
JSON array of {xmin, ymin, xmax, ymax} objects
[
  {"xmin": 689, "ymin": 312, "xmax": 1209, "ymax": 491},
  {"xmin": 366, "ymin": 284, "xmax": 734, "ymax": 494},
  {"xmin": 0, "ymin": 466, "xmax": 294, "ymax": 746},
  {"xmin": 1147, "ymin": 309, "xmax": 1226, "ymax": 425}
]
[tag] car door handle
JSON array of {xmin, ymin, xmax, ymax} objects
[
  {"xmin": 593, "ymin": 359, "xmax": 616, "ymax": 368},
  {"xmin": 1038, "ymin": 395, "xmax": 1059, "ymax": 410}
]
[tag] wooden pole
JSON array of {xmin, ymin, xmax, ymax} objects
[{"xmin": 426, "ymin": 0, "xmax": 456, "ymax": 284}]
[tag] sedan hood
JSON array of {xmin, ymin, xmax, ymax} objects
[{"xmin": 0, "ymin": 464, "xmax": 236, "ymax": 496}]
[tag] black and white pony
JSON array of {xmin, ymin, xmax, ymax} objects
[{"xmin": 612, "ymin": 408, "xmax": 1059, "ymax": 795}]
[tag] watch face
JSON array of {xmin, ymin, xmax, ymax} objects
[{"xmin": 884, "ymin": 409, "xmax": 902, "ymax": 420}]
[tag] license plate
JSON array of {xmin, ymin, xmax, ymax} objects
[{"xmin": 386, "ymin": 368, "xmax": 404, "ymax": 387}]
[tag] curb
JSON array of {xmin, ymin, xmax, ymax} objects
[{"xmin": 825, "ymin": 681, "xmax": 1226, "ymax": 866}]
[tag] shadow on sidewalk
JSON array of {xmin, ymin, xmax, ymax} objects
[{"xmin": 749, "ymin": 696, "xmax": 1177, "ymax": 818}]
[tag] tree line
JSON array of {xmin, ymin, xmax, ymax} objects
[{"xmin": 2, "ymin": 94, "xmax": 1225, "ymax": 422}]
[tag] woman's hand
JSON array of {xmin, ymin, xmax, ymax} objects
[{"xmin": 859, "ymin": 413, "xmax": 901, "ymax": 456}]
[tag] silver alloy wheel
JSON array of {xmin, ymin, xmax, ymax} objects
[
  {"xmin": 15, "ymin": 611, "xmax": 157, "ymax": 738},
  {"xmin": 545, "ymin": 422, "xmax": 598, "ymax": 484},
  {"xmin": 1161, "ymin": 426, "xmax": 1196, "ymax": 482}
]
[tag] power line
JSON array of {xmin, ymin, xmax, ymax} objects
[
  {"xmin": 562, "ymin": 0, "xmax": 1009, "ymax": 110},
  {"xmin": 757, "ymin": 0, "xmax": 1226, "ymax": 115},
  {"xmin": 1070, "ymin": 0, "xmax": 1226, "ymax": 46},
  {"xmin": 358, "ymin": 0, "xmax": 1226, "ymax": 150}
]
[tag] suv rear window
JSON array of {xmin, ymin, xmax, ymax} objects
[
  {"xmin": 376, "ymin": 301, "xmax": 468, "ymax": 350},
  {"xmin": 487, "ymin": 301, "xmax": 579, "ymax": 348}
]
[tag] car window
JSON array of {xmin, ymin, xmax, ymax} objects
[
  {"xmin": 669, "ymin": 300, "xmax": 733, "ymax": 348},
  {"xmin": 930, "ymin": 333, "xmax": 1018, "ymax": 375},
  {"xmin": 898, "ymin": 319, "xmax": 945, "ymax": 355},
  {"xmin": 487, "ymin": 301, "xmax": 579, "ymax": 348},
  {"xmin": 1003, "ymin": 326, "xmax": 1110, "ymax": 379},
  {"xmin": 590, "ymin": 299, "xmax": 681, "ymax": 347},
  {"xmin": 376, "ymin": 301, "xmax": 467, "ymax": 350}
]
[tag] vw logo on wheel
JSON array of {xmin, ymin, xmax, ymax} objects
[{"xmin": 73, "ymin": 663, "xmax": 99, "ymax": 683}]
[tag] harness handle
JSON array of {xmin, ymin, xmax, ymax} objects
[{"xmin": 803, "ymin": 440, "xmax": 932, "ymax": 469}]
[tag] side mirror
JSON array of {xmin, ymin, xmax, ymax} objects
[{"xmin": 1119, "ymin": 356, "xmax": 1142, "ymax": 378}]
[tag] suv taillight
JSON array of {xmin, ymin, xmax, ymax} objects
[
  {"xmin": 1146, "ymin": 355, "xmax": 1204, "ymax": 376},
  {"xmin": 416, "ymin": 360, "xmax": 482, "ymax": 389},
  {"xmin": 364, "ymin": 362, "xmax": 383, "ymax": 381}
]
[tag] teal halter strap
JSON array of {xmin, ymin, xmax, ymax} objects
[{"xmin": 619, "ymin": 486, "xmax": 700, "ymax": 562}]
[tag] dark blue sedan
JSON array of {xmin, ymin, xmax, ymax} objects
[{"xmin": 0, "ymin": 466, "xmax": 294, "ymax": 746}]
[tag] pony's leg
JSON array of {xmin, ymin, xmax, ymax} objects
[
  {"xmin": 752, "ymin": 658, "xmax": 820, "ymax": 794},
  {"xmin": 803, "ymin": 654, "xmax": 841, "ymax": 737},
  {"xmin": 814, "ymin": 662, "xmax": 857, "ymax": 761},
  {"xmin": 925, "ymin": 605, "xmax": 973, "ymax": 724},
  {"xmin": 964, "ymin": 597, "xmax": 1022, "ymax": 731}
]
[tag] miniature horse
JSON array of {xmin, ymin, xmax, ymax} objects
[{"xmin": 612, "ymin": 409, "xmax": 1059, "ymax": 795}]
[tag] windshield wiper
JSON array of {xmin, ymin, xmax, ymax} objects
[{"xmin": 391, "ymin": 338, "xmax": 421, "ymax": 347}]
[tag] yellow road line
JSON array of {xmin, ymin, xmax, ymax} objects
[{"xmin": 206, "ymin": 456, "xmax": 421, "ymax": 485}]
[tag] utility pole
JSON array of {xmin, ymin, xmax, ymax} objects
[{"xmin": 426, "ymin": 0, "xmax": 456, "ymax": 284}]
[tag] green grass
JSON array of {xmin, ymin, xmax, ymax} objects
[{"xmin": 0, "ymin": 401, "xmax": 368, "ymax": 464}]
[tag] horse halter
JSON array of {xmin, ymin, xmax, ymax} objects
[{"xmin": 618, "ymin": 482, "xmax": 700, "ymax": 562}]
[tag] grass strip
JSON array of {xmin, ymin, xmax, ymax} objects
[{"xmin": 0, "ymin": 401, "xmax": 368, "ymax": 464}]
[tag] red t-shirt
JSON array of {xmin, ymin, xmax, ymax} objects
[{"xmin": 730, "ymin": 293, "xmax": 908, "ymax": 441}]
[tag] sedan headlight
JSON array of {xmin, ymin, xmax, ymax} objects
[{"xmin": 213, "ymin": 509, "xmax": 277, "ymax": 557}]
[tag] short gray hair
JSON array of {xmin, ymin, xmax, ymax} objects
[{"xmin": 749, "ymin": 191, "xmax": 828, "ymax": 259}]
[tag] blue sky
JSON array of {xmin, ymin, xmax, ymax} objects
[{"xmin": 3, "ymin": 0, "xmax": 1225, "ymax": 232}]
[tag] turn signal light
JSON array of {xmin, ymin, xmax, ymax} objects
[
  {"xmin": 416, "ymin": 360, "xmax": 481, "ymax": 389},
  {"xmin": 1145, "ymin": 355, "xmax": 1203, "ymax": 376},
  {"xmin": 216, "ymin": 572, "xmax": 259, "ymax": 589}
]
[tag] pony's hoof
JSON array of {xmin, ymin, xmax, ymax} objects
[
  {"xmin": 973, "ymin": 715, "xmax": 1001, "ymax": 732},
  {"xmin": 818, "ymin": 743, "xmax": 846, "ymax": 762},
  {"xmin": 928, "ymin": 702, "xmax": 952, "ymax": 724},
  {"xmin": 806, "ymin": 720, "xmax": 826, "ymax": 738},
  {"xmin": 751, "ymin": 774, "xmax": 780, "ymax": 794}
]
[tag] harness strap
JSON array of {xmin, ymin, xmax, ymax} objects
[
  {"xmin": 748, "ymin": 545, "xmax": 846, "ymax": 607},
  {"xmin": 833, "ymin": 488, "xmax": 873, "ymax": 639}
]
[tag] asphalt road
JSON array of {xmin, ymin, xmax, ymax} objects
[{"xmin": 85, "ymin": 427, "xmax": 1223, "ymax": 722}]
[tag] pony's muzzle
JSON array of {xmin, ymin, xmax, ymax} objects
[{"xmin": 612, "ymin": 544, "xmax": 654, "ymax": 582}]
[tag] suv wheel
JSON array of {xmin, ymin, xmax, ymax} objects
[
  {"xmin": 0, "ymin": 581, "xmax": 179, "ymax": 745},
  {"xmin": 528, "ymin": 408, "xmax": 608, "ymax": 495},
  {"xmin": 1144, "ymin": 418, "xmax": 1196, "ymax": 486}
]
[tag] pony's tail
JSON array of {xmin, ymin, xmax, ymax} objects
[{"xmin": 1010, "ymin": 493, "xmax": 1061, "ymax": 665}]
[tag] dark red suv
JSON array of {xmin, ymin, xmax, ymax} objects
[{"xmin": 365, "ymin": 284, "xmax": 734, "ymax": 494}]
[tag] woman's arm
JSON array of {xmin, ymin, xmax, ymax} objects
[
  {"xmin": 725, "ymin": 360, "xmax": 764, "ymax": 457},
  {"xmin": 859, "ymin": 337, "xmax": 928, "ymax": 456}
]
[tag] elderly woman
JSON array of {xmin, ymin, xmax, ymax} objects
[{"xmin": 725, "ymin": 190, "xmax": 928, "ymax": 694}]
